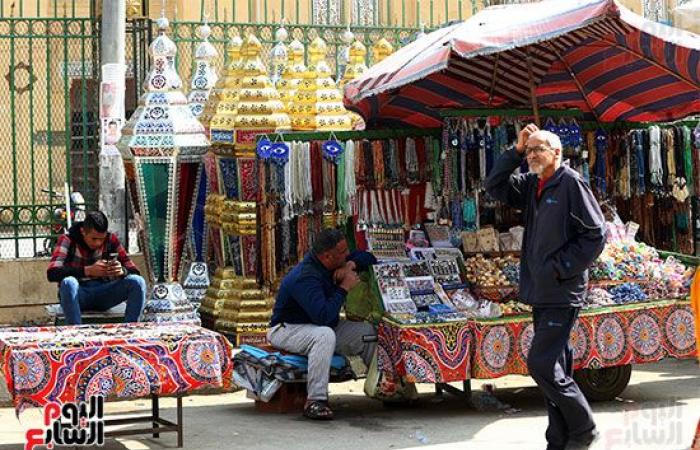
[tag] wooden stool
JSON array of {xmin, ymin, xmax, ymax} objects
[
  {"xmin": 45, "ymin": 303, "xmax": 126, "ymax": 326},
  {"xmin": 254, "ymin": 382, "xmax": 307, "ymax": 414}
]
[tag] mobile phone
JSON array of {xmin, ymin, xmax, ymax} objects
[{"xmin": 106, "ymin": 252, "xmax": 119, "ymax": 262}]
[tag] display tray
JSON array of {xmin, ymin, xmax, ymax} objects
[
  {"xmin": 382, "ymin": 298, "xmax": 690, "ymax": 326},
  {"xmin": 463, "ymin": 250, "xmax": 521, "ymax": 257},
  {"xmin": 471, "ymin": 284, "xmax": 519, "ymax": 303}
]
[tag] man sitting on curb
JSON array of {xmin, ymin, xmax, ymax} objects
[
  {"xmin": 268, "ymin": 228, "xmax": 377, "ymax": 420},
  {"xmin": 47, "ymin": 210, "xmax": 146, "ymax": 325}
]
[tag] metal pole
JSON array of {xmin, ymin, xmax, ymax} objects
[
  {"xmin": 99, "ymin": 0, "xmax": 127, "ymax": 242},
  {"xmin": 525, "ymin": 47, "xmax": 541, "ymax": 127}
]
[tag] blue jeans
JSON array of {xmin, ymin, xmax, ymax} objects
[{"xmin": 58, "ymin": 275, "xmax": 147, "ymax": 325}]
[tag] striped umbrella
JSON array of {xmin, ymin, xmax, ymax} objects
[{"xmin": 344, "ymin": 0, "xmax": 700, "ymax": 128}]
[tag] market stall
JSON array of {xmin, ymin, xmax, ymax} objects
[{"xmin": 337, "ymin": 0, "xmax": 700, "ymax": 400}]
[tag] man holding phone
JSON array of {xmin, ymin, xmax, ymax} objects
[{"xmin": 47, "ymin": 210, "xmax": 146, "ymax": 325}]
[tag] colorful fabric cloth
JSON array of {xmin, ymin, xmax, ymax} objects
[
  {"xmin": 378, "ymin": 300, "xmax": 696, "ymax": 384},
  {"xmin": 377, "ymin": 321, "xmax": 471, "ymax": 385},
  {"xmin": 472, "ymin": 300, "xmax": 695, "ymax": 379},
  {"xmin": 232, "ymin": 345, "xmax": 353, "ymax": 401},
  {"xmin": 691, "ymin": 268, "xmax": 700, "ymax": 363},
  {"xmin": 0, "ymin": 323, "xmax": 233, "ymax": 414}
]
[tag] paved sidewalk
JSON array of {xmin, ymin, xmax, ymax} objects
[{"xmin": 0, "ymin": 359, "xmax": 697, "ymax": 450}]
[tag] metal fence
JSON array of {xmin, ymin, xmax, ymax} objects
[
  {"xmin": 158, "ymin": 20, "xmax": 422, "ymax": 93},
  {"xmin": 0, "ymin": 0, "xmax": 682, "ymax": 258},
  {"xmin": 0, "ymin": 0, "xmax": 97, "ymax": 18},
  {"xmin": 0, "ymin": 17, "xmax": 99, "ymax": 258}
]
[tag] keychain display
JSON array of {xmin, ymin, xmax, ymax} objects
[
  {"xmin": 374, "ymin": 263, "xmax": 412, "ymax": 304},
  {"xmin": 367, "ymin": 227, "xmax": 408, "ymax": 261},
  {"xmin": 403, "ymin": 261, "xmax": 432, "ymax": 277},
  {"xmin": 434, "ymin": 247, "xmax": 465, "ymax": 264},
  {"xmin": 428, "ymin": 258, "xmax": 462, "ymax": 285},
  {"xmin": 385, "ymin": 300, "xmax": 418, "ymax": 314},
  {"xmin": 409, "ymin": 247, "xmax": 437, "ymax": 261},
  {"xmin": 405, "ymin": 276, "xmax": 435, "ymax": 292}
]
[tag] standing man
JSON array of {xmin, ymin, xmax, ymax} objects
[
  {"xmin": 485, "ymin": 124, "xmax": 606, "ymax": 450},
  {"xmin": 268, "ymin": 228, "xmax": 377, "ymax": 421},
  {"xmin": 47, "ymin": 210, "xmax": 146, "ymax": 325}
]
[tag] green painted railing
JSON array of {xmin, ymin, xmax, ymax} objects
[
  {"xmin": 0, "ymin": 17, "xmax": 99, "ymax": 258},
  {"xmin": 166, "ymin": 20, "xmax": 422, "ymax": 86}
]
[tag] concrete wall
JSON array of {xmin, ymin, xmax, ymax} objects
[{"xmin": 0, "ymin": 254, "xmax": 146, "ymax": 326}]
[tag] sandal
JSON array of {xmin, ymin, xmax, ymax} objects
[{"xmin": 303, "ymin": 400, "xmax": 334, "ymax": 420}]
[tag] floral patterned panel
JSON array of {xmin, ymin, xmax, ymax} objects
[{"xmin": 0, "ymin": 323, "xmax": 234, "ymax": 414}]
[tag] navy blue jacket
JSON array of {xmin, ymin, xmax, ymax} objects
[
  {"xmin": 270, "ymin": 251, "xmax": 377, "ymax": 327},
  {"xmin": 485, "ymin": 148, "xmax": 607, "ymax": 307}
]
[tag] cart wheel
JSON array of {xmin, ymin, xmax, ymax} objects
[{"xmin": 574, "ymin": 364, "xmax": 632, "ymax": 402}]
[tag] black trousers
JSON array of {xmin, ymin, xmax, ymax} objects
[{"xmin": 527, "ymin": 307, "xmax": 595, "ymax": 450}]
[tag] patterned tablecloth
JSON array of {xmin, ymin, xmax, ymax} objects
[
  {"xmin": 0, "ymin": 322, "xmax": 234, "ymax": 414},
  {"xmin": 378, "ymin": 300, "xmax": 696, "ymax": 384}
]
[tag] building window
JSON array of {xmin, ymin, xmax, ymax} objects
[
  {"xmin": 313, "ymin": 0, "xmax": 343, "ymax": 25},
  {"xmin": 643, "ymin": 0, "xmax": 669, "ymax": 22},
  {"xmin": 312, "ymin": 0, "xmax": 377, "ymax": 25},
  {"xmin": 352, "ymin": 0, "xmax": 376, "ymax": 25}
]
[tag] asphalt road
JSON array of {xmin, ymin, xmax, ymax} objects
[{"xmin": 0, "ymin": 359, "xmax": 697, "ymax": 450}]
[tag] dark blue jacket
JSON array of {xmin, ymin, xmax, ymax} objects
[
  {"xmin": 270, "ymin": 251, "xmax": 377, "ymax": 327},
  {"xmin": 485, "ymin": 148, "xmax": 607, "ymax": 307}
]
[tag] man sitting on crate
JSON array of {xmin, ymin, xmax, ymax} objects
[
  {"xmin": 46, "ymin": 210, "xmax": 146, "ymax": 325},
  {"xmin": 268, "ymin": 228, "xmax": 377, "ymax": 421}
]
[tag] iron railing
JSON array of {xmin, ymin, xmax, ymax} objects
[{"xmin": 0, "ymin": 17, "xmax": 99, "ymax": 258}]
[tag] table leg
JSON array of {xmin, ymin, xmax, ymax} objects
[
  {"xmin": 435, "ymin": 383, "xmax": 443, "ymax": 397},
  {"xmin": 463, "ymin": 380, "xmax": 473, "ymax": 407},
  {"xmin": 463, "ymin": 380, "xmax": 472, "ymax": 398},
  {"xmin": 152, "ymin": 394, "xmax": 160, "ymax": 438},
  {"xmin": 177, "ymin": 395, "xmax": 183, "ymax": 448}
]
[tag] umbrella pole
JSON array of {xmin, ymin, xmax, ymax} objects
[{"xmin": 525, "ymin": 48, "xmax": 541, "ymax": 127}]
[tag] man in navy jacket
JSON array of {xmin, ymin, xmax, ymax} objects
[
  {"xmin": 268, "ymin": 228, "xmax": 376, "ymax": 420},
  {"xmin": 486, "ymin": 124, "xmax": 606, "ymax": 450}
]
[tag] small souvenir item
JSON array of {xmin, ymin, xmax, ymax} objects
[
  {"xmin": 424, "ymin": 223, "xmax": 453, "ymax": 248},
  {"xmin": 270, "ymin": 142, "xmax": 290, "ymax": 163},
  {"xmin": 322, "ymin": 139, "xmax": 344, "ymax": 162},
  {"xmin": 403, "ymin": 261, "xmax": 432, "ymax": 277},
  {"xmin": 429, "ymin": 258, "xmax": 462, "ymax": 285},
  {"xmin": 410, "ymin": 247, "xmax": 437, "ymax": 261},
  {"xmin": 256, "ymin": 137, "xmax": 272, "ymax": 159}
]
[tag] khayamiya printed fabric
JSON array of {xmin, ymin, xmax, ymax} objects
[
  {"xmin": 379, "ymin": 300, "xmax": 695, "ymax": 383},
  {"xmin": 0, "ymin": 323, "xmax": 233, "ymax": 414},
  {"xmin": 471, "ymin": 300, "xmax": 695, "ymax": 379},
  {"xmin": 377, "ymin": 321, "xmax": 471, "ymax": 384}
]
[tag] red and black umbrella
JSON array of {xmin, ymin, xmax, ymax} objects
[{"xmin": 344, "ymin": 0, "xmax": 700, "ymax": 128}]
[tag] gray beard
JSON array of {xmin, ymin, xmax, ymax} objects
[{"xmin": 529, "ymin": 164, "xmax": 543, "ymax": 176}]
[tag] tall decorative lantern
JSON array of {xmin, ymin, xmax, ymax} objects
[
  {"xmin": 200, "ymin": 35, "xmax": 244, "ymax": 273},
  {"xmin": 277, "ymin": 39, "xmax": 307, "ymax": 113},
  {"xmin": 198, "ymin": 36, "xmax": 246, "ymax": 329},
  {"xmin": 187, "ymin": 23, "xmax": 218, "ymax": 118},
  {"xmin": 184, "ymin": 22, "xmax": 219, "ymax": 309},
  {"xmin": 371, "ymin": 37, "xmax": 394, "ymax": 64},
  {"xmin": 234, "ymin": 34, "xmax": 291, "ymax": 150},
  {"xmin": 339, "ymin": 38, "xmax": 368, "ymax": 130},
  {"xmin": 118, "ymin": 16, "xmax": 209, "ymax": 324},
  {"xmin": 288, "ymin": 37, "xmax": 352, "ymax": 131},
  {"xmin": 269, "ymin": 24, "xmax": 289, "ymax": 85}
]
